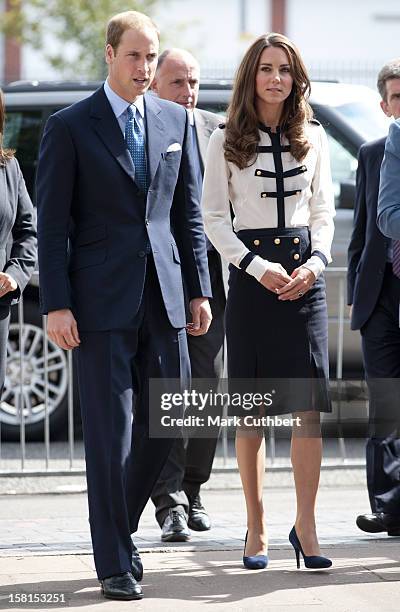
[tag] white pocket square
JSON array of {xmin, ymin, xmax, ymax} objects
[{"xmin": 166, "ymin": 143, "xmax": 182, "ymax": 153}]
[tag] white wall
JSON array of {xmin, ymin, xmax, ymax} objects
[
  {"xmin": 287, "ymin": 0, "xmax": 400, "ymax": 63},
  {"xmin": 15, "ymin": 0, "xmax": 400, "ymax": 83},
  {"xmin": 153, "ymin": 0, "xmax": 270, "ymax": 75}
]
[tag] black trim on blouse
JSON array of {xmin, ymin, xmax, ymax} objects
[
  {"xmin": 255, "ymin": 125, "xmax": 308, "ymax": 228},
  {"xmin": 311, "ymin": 250, "xmax": 328, "ymax": 267},
  {"xmin": 239, "ymin": 252, "xmax": 256, "ymax": 270}
]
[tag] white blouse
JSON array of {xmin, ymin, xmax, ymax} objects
[{"xmin": 201, "ymin": 121, "xmax": 335, "ymax": 280}]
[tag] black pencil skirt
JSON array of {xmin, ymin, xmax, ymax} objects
[{"xmin": 225, "ymin": 227, "xmax": 331, "ymax": 416}]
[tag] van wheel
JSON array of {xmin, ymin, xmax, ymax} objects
[{"xmin": 1, "ymin": 299, "xmax": 80, "ymax": 441}]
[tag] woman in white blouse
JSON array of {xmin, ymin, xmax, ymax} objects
[{"xmin": 202, "ymin": 33, "xmax": 335, "ymax": 571}]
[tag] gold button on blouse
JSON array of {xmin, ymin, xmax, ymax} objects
[
  {"xmin": 253, "ymin": 239, "xmax": 260, "ymax": 246},
  {"xmin": 274, "ymin": 238, "xmax": 280, "ymax": 245},
  {"xmin": 293, "ymin": 253, "xmax": 300, "ymax": 260},
  {"xmin": 293, "ymin": 237, "xmax": 300, "ymax": 244}
]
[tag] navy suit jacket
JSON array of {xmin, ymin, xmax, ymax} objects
[
  {"xmin": 347, "ymin": 137, "xmax": 390, "ymax": 330},
  {"xmin": 36, "ymin": 86, "xmax": 211, "ymax": 330}
]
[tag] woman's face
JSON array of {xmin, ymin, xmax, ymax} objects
[{"xmin": 255, "ymin": 46, "xmax": 293, "ymax": 109}]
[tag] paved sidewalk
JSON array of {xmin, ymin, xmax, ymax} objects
[{"xmin": 1, "ymin": 478, "xmax": 400, "ymax": 611}]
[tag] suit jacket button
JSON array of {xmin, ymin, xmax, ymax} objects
[
  {"xmin": 293, "ymin": 253, "xmax": 300, "ymax": 260},
  {"xmin": 274, "ymin": 238, "xmax": 281, "ymax": 245},
  {"xmin": 293, "ymin": 237, "xmax": 300, "ymax": 244},
  {"xmin": 256, "ymin": 170, "xmax": 262, "ymax": 176},
  {"xmin": 253, "ymin": 239, "xmax": 260, "ymax": 246},
  {"xmin": 261, "ymin": 193, "xmax": 267, "ymax": 198},
  {"xmin": 138, "ymin": 250, "xmax": 146, "ymax": 258}
]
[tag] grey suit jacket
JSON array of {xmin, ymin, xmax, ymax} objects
[
  {"xmin": 0, "ymin": 157, "xmax": 37, "ymax": 308},
  {"xmin": 193, "ymin": 108, "xmax": 227, "ymax": 299},
  {"xmin": 193, "ymin": 108, "xmax": 221, "ymax": 170}
]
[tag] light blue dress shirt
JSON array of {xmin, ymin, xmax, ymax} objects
[
  {"xmin": 103, "ymin": 79, "xmax": 145, "ymax": 139},
  {"xmin": 377, "ymin": 119, "xmax": 400, "ymax": 239}
]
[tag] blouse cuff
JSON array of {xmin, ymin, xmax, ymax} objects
[
  {"xmin": 245, "ymin": 255, "xmax": 271, "ymax": 281},
  {"xmin": 302, "ymin": 255, "xmax": 325, "ymax": 278}
]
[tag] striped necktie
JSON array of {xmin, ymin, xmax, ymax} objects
[
  {"xmin": 393, "ymin": 240, "xmax": 400, "ymax": 278},
  {"xmin": 125, "ymin": 105, "xmax": 148, "ymax": 192}
]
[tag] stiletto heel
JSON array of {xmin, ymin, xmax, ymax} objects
[
  {"xmin": 294, "ymin": 547, "xmax": 300, "ymax": 569},
  {"xmin": 243, "ymin": 530, "xmax": 269, "ymax": 570},
  {"xmin": 289, "ymin": 526, "xmax": 332, "ymax": 569}
]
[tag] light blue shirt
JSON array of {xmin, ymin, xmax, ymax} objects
[
  {"xmin": 103, "ymin": 79, "xmax": 145, "ymax": 139},
  {"xmin": 377, "ymin": 119, "xmax": 400, "ymax": 239}
]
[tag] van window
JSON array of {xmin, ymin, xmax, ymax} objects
[
  {"xmin": 4, "ymin": 110, "xmax": 43, "ymax": 201},
  {"xmin": 325, "ymin": 131, "xmax": 358, "ymax": 208}
]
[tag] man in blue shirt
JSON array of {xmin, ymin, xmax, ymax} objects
[{"xmin": 36, "ymin": 10, "xmax": 212, "ymax": 601}]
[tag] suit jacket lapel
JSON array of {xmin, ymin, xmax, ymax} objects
[
  {"xmin": 194, "ymin": 109, "xmax": 212, "ymax": 170},
  {"xmin": 144, "ymin": 94, "xmax": 165, "ymax": 187},
  {"xmin": 90, "ymin": 86, "xmax": 136, "ymax": 184}
]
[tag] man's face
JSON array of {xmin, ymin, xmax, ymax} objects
[
  {"xmin": 152, "ymin": 54, "xmax": 200, "ymax": 110},
  {"xmin": 105, "ymin": 27, "xmax": 159, "ymax": 102},
  {"xmin": 381, "ymin": 78, "xmax": 400, "ymax": 120}
]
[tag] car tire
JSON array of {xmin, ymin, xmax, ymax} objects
[{"xmin": 0, "ymin": 298, "xmax": 81, "ymax": 441}]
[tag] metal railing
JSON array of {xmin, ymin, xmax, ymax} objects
[{"xmin": 0, "ymin": 266, "xmax": 365, "ymax": 476}]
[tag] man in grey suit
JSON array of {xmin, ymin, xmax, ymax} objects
[{"xmin": 150, "ymin": 49, "xmax": 225, "ymax": 541}]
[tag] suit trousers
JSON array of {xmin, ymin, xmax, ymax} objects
[
  {"xmin": 361, "ymin": 265, "xmax": 400, "ymax": 516},
  {"xmin": 75, "ymin": 257, "xmax": 190, "ymax": 579},
  {"xmin": 151, "ymin": 250, "xmax": 225, "ymax": 525}
]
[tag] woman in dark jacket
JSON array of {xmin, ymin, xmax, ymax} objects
[{"xmin": 0, "ymin": 88, "xmax": 37, "ymax": 391}]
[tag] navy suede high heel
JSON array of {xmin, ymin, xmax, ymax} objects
[
  {"xmin": 289, "ymin": 526, "xmax": 332, "ymax": 569},
  {"xmin": 242, "ymin": 531, "xmax": 269, "ymax": 570}
]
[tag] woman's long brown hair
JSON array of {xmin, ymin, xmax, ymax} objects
[
  {"xmin": 0, "ymin": 88, "xmax": 15, "ymax": 166},
  {"xmin": 224, "ymin": 33, "xmax": 313, "ymax": 169}
]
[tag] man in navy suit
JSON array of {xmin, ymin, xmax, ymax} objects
[
  {"xmin": 36, "ymin": 11, "xmax": 212, "ymax": 601},
  {"xmin": 348, "ymin": 59, "xmax": 400, "ymax": 537}
]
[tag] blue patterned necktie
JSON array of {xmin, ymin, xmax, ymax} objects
[
  {"xmin": 125, "ymin": 105, "xmax": 147, "ymax": 192},
  {"xmin": 393, "ymin": 240, "xmax": 400, "ymax": 278}
]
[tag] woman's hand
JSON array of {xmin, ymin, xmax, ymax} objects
[
  {"xmin": 260, "ymin": 263, "xmax": 292, "ymax": 293},
  {"xmin": 0, "ymin": 273, "xmax": 18, "ymax": 297},
  {"xmin": 277, "ymin": 266, "xmax": 316, "ymax": 301}
]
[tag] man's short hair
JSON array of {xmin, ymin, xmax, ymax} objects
[
  {"xmin": 156, "ymin": 50, "xmax": 171, "ymax": 73},
  {"xmin": 106, "ymin": 10, "xmax": 160, "ymax": 51},
  {"xmin": 377, "ymin": 59, "xmax": 400, "ymax": 101}
]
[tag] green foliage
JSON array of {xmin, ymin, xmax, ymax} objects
[{"xmin": 1, "ymin": 0, "xmax": 161, "ymax": 79}]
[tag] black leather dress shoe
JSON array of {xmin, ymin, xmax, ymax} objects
[
  {"xmin": 132, "ymin": 542, "xmax": 143, "ymax": 582},
  {"xmin": 356, "ymin": 512, "xmax": 400, "ymax": 536},
  {"xmin": 161, "ymin": 509, "xmax": 191, "ymax": 542},
  {"xmin": 100, "ymin": 572, "xmax": 143, "ymax": 600},
  {"xmin": 188, "ymin": 494, "xmax": 211, "ymax": 531}
]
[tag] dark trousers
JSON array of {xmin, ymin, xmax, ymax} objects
[
  {"xmin": 75, "ymin": 259, "xmax": 190, "ymax": 579},
  {"xmin": 151, "ymin": 250, "xmax": 225, "ymax": 525},
  {"xmin": 361, "ymin": 266, "xmax": 400, "ymax": 516}
]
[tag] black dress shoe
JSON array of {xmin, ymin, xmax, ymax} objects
[
  {"xmin": 356, "ymin": 512, "xmax": 400, "ymax": 536},
  {"xmin": 161, "ymin": 509, "xmax": 191, "ymax": 542},
  {"xmin": 132, "ymin": 542, "xmax": 143, "ymax": 582},
  {"xmin": 100, "ymin": 572, "xmax": 143, "ymax": 600},
  {"xmin": 188, "ymin": 494, "xmax": 211, "ymax": 531}
]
